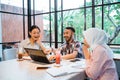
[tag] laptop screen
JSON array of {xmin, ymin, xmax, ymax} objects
[{"xmin": 24, "ymin": 48, "xmax": 53, "ymax": 64}]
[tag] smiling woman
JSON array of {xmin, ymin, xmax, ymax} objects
[{"xmin": 18, "ymin": 25, "xmax": 51, "ymax": 56}]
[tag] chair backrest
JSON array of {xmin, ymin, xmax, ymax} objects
[
  {"xmin": 3, "ymin": 48, "xmax": 18, "ymax": 60},
  {"xmin": 114, "ymin": 60, "xmax": 120, "ymax": 78}
]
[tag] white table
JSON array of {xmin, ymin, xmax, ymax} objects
[{"xmin": 0, "ymin": 59, "xmax": 86, "ymax": 80}]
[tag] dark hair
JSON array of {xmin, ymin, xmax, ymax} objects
[
  {"xmin": 65, "ymin": 27, "xmax": 75, "ymax": 33},
  {"xmin": 28, "ymin": 25, "xmax": 40, "ymax": 38}
]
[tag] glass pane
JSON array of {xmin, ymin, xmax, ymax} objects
[
  {"xmin": 58, "ymin": 43, "xmax": 63, "ymax": 48},
  {"xmin": 37, "ymin": 13, "xmax": 55, "ymax": 43},
  {"xmin": 63, "ymin": 10, "xmax": 84, "ymax": 42},
  {"xmin": 95, "ymin": 0, "xmax": 102, "ymax": 5},
  {"xmin": 43, "ymin": 14, "xmax": 50, "ymax": 41},
  {"xmin": 2, "ymin": 13, "xmax": 23, "ymax": 42},
  {"xmin": 112, "ymin": 33, "xmax": 120, "ymax": 44},
  {"xmin": 42, "ymin": 43, "xmax": 51, "ymax": 48},
  {"xmin": 110, "ymin": 44, "xmax": 120, "ymax": 54},
  {"xmin": 86, "ymin": 8, "xmax": 92, "ymax": 29},
  {"xmin": 57, "ymin": 0, "xmax": 61, "ymax": 11},
  {"xmin": 50, "ymin": 13, "xmax": 55, "ymax": 42},
  {"xmin": 86, "ymin": 0, "xmax": 92, "ymax": 6},
  {"xmin": 51, "ymin": 0, "xmax": 54, "ymax": 12},
  {"xmin": 34, "ymin": 0, "xmax": 49, "ymax": 14},
  {"xmin": 35, "ymin": 14, "xmax": 46, "ymax": 41},
  {"xmin": 104, "ymin": 4, "xmax": 120, "ymax": 44},
  {"xmin": 63, "ymin": 0, "xmax": 84, "ymax": 10},
  {"xmin": 57, "ymin": 12, "xmax": 62, "ymax": 42},
  {"xmin": 31, "ymin": 0, "xmax": 34, "ymax": 15},
  {"xmin": 25, "ymin": 16, "xmax": 28, "ymax": 39},
  {"xmin": 1, "ymin": 0, "xmax": 23, "ymax": 14},
  {"xmin": 95, "ymin": 7, "xmax": 102, "ymax": 29},
  {"xmin": 35, "ymin": 14, "xmax": 55, "ymax": 43},
  {"xmin": 24, "ymin": 0, "xmax": 28, "ymax": 15},
  {"xmin": 104, "ymin": 0, "xmax": 120, "ymax": 4},
  {"xmin": 51, "ymin": 43, "xmax": 56, "ymax": 48}
]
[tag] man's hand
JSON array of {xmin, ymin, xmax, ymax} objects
[{"xmin": 48, "ymin": 55, "xmax": 56, "ymax": 61}]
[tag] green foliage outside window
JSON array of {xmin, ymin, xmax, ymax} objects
[{"xmin": 43, "ymin": 0, "xmax": 120, "ymax": 53}]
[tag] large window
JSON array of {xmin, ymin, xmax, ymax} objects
[
  {"xmin": 0, "ymin": 0, "xmax": 28, "ymax": 41},
  {"xmin": 62, "ymin": 10, "xmax": 84, "ymax": 41},
  {"xmin": 34, "ymin": 0, "xmax": 49, "ymax": 14},
  {"xmin": 0, "ymin": 0, "xmax": 27, "ymax": 60},
  {"xmin": 32, "ymin": 0, "xmax": 120, "ymax": 53},
  {"xmin": 63, "ymin": 0, "xmax": 84, "ymax": 10},
  {"xmin": 0, "ymin": 0, "xmax": 120, "ymax": 60},
  {"xmin": 104, "ymin": 4, "xmax": 120, "ymax": 44},
  {"xmin": 86, "ymin": 8, "xmax": 92, "ymax": 29}
]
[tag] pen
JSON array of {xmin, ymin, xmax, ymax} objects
[{"xmin": 36, "ymin": 66, "xmax": 50, "ymax": 69}]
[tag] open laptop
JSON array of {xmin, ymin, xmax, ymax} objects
[{"xmin": 24, "ymin": 48, "xmax": 55, "ymax": 64}]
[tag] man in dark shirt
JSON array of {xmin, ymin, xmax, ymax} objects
[{"xmin": 49, "ymin": 27, "xmax": 84, "ymax": 60}]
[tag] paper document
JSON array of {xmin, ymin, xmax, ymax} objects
[
  {"xmin": 46, "ymin": 66, "xmax": 83, "ymax": 77},
  {"xmin": 23, "ymin": 56, "xmax": 31, "ymax": 60},
  {"xmin": 69, "ymin": 60, "xmax": 86, "ymax": 69}
]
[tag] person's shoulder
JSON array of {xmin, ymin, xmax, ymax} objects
[
  {"xmin": 94, "ymin": 45, "xmax": 106, "ymax": 54},
  {"xmin": 74, "ymin": 40, "xmax": 82, "ymax": 45},
  {"xmin": 74, "ymin": 40, "xmax": 81, "ymax": 43},
  {"xmin": 94, "ymin": 45, "xmax": 111, "ymax": 59},
  {"xmin": 61, "ymin": 42, "xmax": 66, "ymax": 47},
  {"xmin": 73, "ymin": 41, "xmax": 82, "ymax": 48},
  {"xmin": 20, "ymin": 38, "xmax": 30, "ymax": 44}
]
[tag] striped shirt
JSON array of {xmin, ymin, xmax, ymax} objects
[{"xmin": 60, "ymin": 40, "xmax": 84, "ymax": 58}]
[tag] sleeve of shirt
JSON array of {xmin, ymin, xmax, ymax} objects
[
  {"xmin": 74, "ymin": 42, "xmax": 84, "ymax": 58},
  {"xmin": 85, "ymin": 47, "xmax": 108, "ymax": 79},
  {"xmin": 59, "ymin": 44, "xmax": 66, "ymax": 55}
]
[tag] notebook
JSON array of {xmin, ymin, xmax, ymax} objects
[{"xmin": 24, "ymin": 48, "xmax": 55, "ymax": 64}]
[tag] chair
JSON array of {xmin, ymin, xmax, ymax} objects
[
  {"xmin": 3, "ymin": 48, "xmax": 18, "ymax": 60},
  {"xmin": 114, "ymin": 60, "xmax": 120, "ymax": 79}
]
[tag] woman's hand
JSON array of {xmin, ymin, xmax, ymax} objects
[
  {"xmin": 22, "ymin": 53, "xmax": 29, "ymax": 56},
  {"xmin": 36, "ymin": 37, "xmax": 41, "ymax": 44},
  {"xmin": 83, "ymin": 39, "xmax": 91, "ymax": 60},
  {"xmin": 83, "ymin": 45, "xmax": 90, "ymax": 59},
  {"xmin": 83, "ymin": 39, "xmax": 89, "ymax": 48}
]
